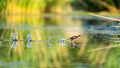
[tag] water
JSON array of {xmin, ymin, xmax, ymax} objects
[{"xmin": 0, "ymin": 14, "xmax": 120, "ymax": 68}]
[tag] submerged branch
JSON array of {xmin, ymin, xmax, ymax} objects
[{"xmin": 89, "ymin": 13, "xmax": 120, "ymax": 22}]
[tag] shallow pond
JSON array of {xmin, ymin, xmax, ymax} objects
[{"xmin": 0, "ymin": 14, "xmax": 120, "ymax": 68}]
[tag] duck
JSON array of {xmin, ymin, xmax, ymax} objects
[
  {"xmin": 68, "ymin": 35, "xmax": 81, "ymax": 48},
  {"xmin": 69, "ymin": 35, "xmax": 81, "ymax": 41}
]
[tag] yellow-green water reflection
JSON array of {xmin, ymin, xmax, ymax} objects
[{"xmin": 0, "ymin": 0, "xmax": 120, "ymax": 68}]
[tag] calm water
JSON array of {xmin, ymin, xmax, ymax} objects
[{"xmin": 0, "ymin": 14, "xmax": 120, "ymax": 68}]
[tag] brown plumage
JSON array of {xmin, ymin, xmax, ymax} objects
[
  {"xmin": 68, "ymin": 35, "xmax": 81, "ymax": 48},
  {"xmin": 69, "ymin": 35, "xmax": 81, "ymax": 41}
]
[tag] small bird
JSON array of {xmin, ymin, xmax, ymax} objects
[
  {"xmin": 68, "ymin": 35, "xmax": 81, "ymax": 48},
  {"xmin": 69, "ymin": 35, "xmax": 81, "ymax": 41}
]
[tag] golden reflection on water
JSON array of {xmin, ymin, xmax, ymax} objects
[
  {"xmin": 3, "ymin": 2, "xmax": 77, "ymax": 68},
  {"xmin": 1, "ymin": 1, "xmax": 119, "ymax": 68}
]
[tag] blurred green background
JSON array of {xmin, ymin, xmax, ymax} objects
[{"xmin": 0, "ymin": 0, "xmax": 120, "ymax": 68}]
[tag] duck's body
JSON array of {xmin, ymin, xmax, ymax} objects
[
  {"xmin": 68, "ymin": 35, "xmax": 81, "ymax": 48},
  {"xmin": 69, "ymin": 35, "xmax": 81, "ymax": 41}
]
